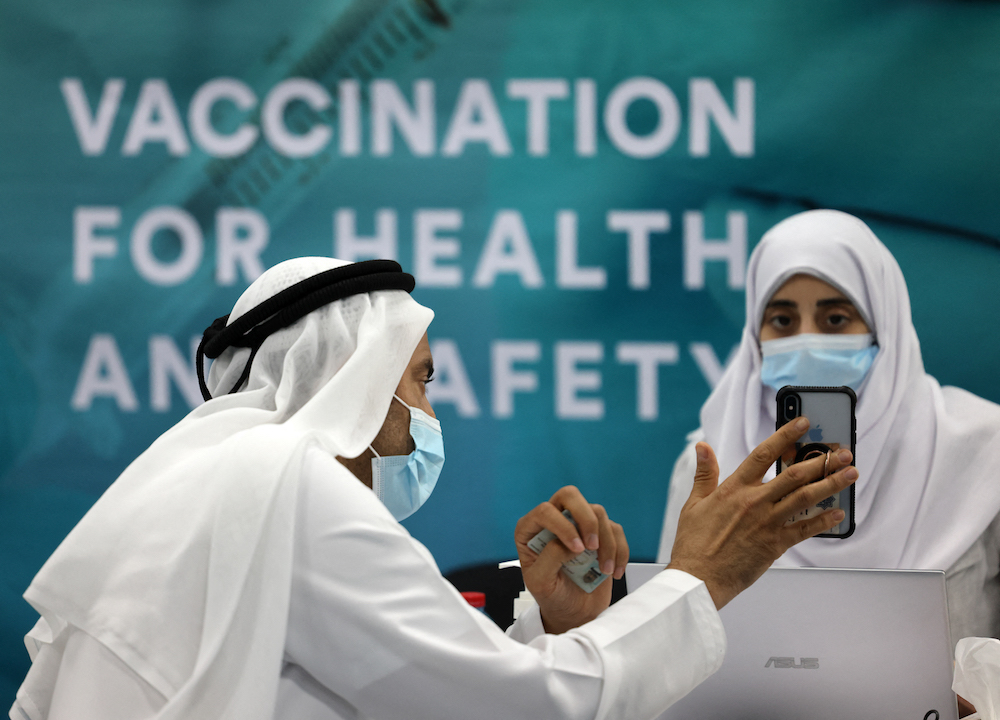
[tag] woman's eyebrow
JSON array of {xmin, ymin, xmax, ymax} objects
[
  {"xmin": 766, "ymin": 299, "xmax": 796, "ymax": 308},
  {"xmin": 816, "ymin": 297, "xmax": 854, "ymax": 308}
]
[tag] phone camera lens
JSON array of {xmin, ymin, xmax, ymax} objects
[{"xmin": 784, "ymin": 394, "xmax": 800, "ymax": 420}]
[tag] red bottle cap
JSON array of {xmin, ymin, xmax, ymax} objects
[{"xmin": 460, "ymin": 591, "xmax": 486, "ymax": 608}]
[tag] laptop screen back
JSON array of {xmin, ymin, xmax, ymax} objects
[{"xmin": 626, "ymin": 564, "xmax": 957, "ymax": 720}]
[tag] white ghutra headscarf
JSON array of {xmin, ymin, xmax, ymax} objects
[
  {"xmin": 21, "ymin": 257, "xmax": 433, "ymax": 719},
  {"xmin": 701, "ymin": 209, "xmax": 1000, "ymax": 571}
]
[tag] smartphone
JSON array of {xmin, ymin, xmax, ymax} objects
[{"xmin": 775, "ymin": 385, "xmax": 857, "ymax": 538}]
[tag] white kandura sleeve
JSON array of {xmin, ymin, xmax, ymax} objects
[
  {"xmin": 656, "ymin": 432, "xmax": 702, "ymax": 564},
  {"xmin": 281, "ymin": 447, "xmax": 725, "ymax": 720}
]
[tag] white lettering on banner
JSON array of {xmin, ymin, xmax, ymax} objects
[
  {"xmin": 574, "ymin": 78, "xmax": 597, "ymax": 157},
  {"xmin": 689, "ymin": 342, "xmax": 739, "ymax": 389},
  {"xmin": 73, "ymin": 207, "xmax": 269, "ymax": 285},
  {"xmin": 414, "ymin": 210, "xmax": 463, "ymax": 287},
  {"xmin": 150, "ymin": 335, "xmax": 202, "ymax": 411},
  {"xmin": 372, "ymin": 80, "xmax": 435, "ymax": 156},
  {"xmin": 72, "ymin": 204, "xmax": 750, "ymax": 291},
  {"xmin": 426, "ymin": 339, "xmax": 481, "ymax": 417},
  {"xmin": 556, "ymin": 341, "xmax": 604, "ymax": 420},
  {"xmin": 616, "ymin": 342, "xmax": 679, "ymax": 420},
  {"xmin": 188, "ymin": 78, "xmax": 259, "ymax": 158},
  {"xmin": 261, "ymin": 78, "xmax": 333, "ymax": 158},
  {"xmin": 506, "ymin": 79, "xmax": 570, "ymax": 156},
  {"xmin": 69, "ymin": 336, "xmax": 731, "ymax": 415},
  {"xmin": 61, "ymin": 78, "xmax": 124, "ymax": 156},
  {"xmin": 74, "ymin": 207, "xmax": 121, "ymax": 283},
  {"xmin": 606, "ymin": 210, "xmax": 671, "ymax": 290},
  {"xmin": 683, "ymin": 210, "xmax": 747, "ymax": 290},
  {"xmin": 338, "ymin": 80, "xmax": 362, "ymax": 156},
  {"xmin": 334, "ymin": 209, "xmax": 398, "ymax": 261},
  {"xmin": 331, "ymin": 207, "xmax": 747, "ymax": 292},
  {"xmin": 604, "ymin": 77, "xmax": 681, "ymax": 158},
  {"xmin": 131, "ymin": 207, "xmax": 203, "ymax": 286},
  {"xmin": 492, "ymin": 341, "xmax": 541, "ymax": 419},
  {"xmin": 72, "ymin": 334, "xmax": 139, "ymax": 411},
  {"xmin": 689, "ymin": 78, "xmax": 755, "ymax": 157},
  {"xmin": 556, "ymin": 211, "xmax": 606, "ymax": 289},
  {"xmin": 122, "ymin": 79, "xmax": 190, "ymax": 156},
  {"xmin": 472, "ymin": 211, "xmax": 544, "ymax": 288},
  {"xmin": 61, "ymin": 76, "xmax": 754, "ymax": 159},
  {"xmin": 215, "ymin": 208, "xmax": 268, "ymax": 285},
  {"xmin": 441, "ymin": 79, "xmax": 513, "ymax": 157}
]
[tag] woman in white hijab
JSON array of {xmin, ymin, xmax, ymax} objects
[
  {"xmin": 657, "ymin": 209, "xmax": 1000, "ymax": 645},
  {"xmin": 12, "ymin": 257, "xmax": 742, "ymax": 720}
]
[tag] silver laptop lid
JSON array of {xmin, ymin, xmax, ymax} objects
[{"xmin": 626, "ymin": 564, "xmax": 957, "ymax": 720}]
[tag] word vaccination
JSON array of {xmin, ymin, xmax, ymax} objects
[{"xmin": 61, "ymin": 76, "xmax": 755, "ymax": 160}]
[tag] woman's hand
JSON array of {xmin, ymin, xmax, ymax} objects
[{"xmin": 514, "ymin": 486, "xmax": 629, "ymax": 634}]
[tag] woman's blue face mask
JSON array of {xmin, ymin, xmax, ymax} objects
[{"xmin": 760, "ymin": 333, "xmax": 878, "ymax": 391}]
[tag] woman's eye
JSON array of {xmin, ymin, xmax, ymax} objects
[
  {"xmin": 827, "ymin": 313, "xmax": 849, "ymax": 327},
  {"xmin": 770, "ymin": 315, "xmax": 791, "ymax": 328}
]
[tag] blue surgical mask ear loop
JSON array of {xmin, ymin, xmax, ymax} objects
[{"xmin": 367, "ymin": 394, "xmax": 407, "ymax": 457}]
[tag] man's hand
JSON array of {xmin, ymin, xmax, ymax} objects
[
  {"xmin": 514, "ymin": 486, "xmax": 629, "ymax": 634},
  {"xmin": 668, "ymin": 417, "xmax": 858, "ymax": 609}
]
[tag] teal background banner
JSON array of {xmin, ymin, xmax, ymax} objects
[{"xmin": 2, "ymin": 0, "xmax": 999, "ymax": 701}]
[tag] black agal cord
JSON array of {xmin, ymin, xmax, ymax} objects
[{"xmin": 196, "ymin": 259, "xmax": 415, "ymax": 401}]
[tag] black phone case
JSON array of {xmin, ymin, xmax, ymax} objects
[{"xmin": 775, "ymin": 385, "xmax": 857, "ymax": 539}]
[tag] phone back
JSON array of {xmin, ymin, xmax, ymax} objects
[{"xmin": 776, "ymin": 386, "xmax": 856, "ymax": 537}]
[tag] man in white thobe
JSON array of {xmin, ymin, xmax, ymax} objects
[{"xmin": 10, "ymin": 257, "xmax": 856, "ymax": 720}]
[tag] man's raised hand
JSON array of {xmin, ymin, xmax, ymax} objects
[{"xmin": 667, "ymin": 417, "xmax": 858, "ymax": 609}]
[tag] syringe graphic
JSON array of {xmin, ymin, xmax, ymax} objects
[{"xmin": 132, "ymin": 0, "xmax": 467, "ymax": 229}]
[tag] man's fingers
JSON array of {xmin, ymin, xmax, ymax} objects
[
  {"xmin": 688, "ymin": 442, "xmax": 720, "ymax": 502},
  {"xmin": 519, "ymin": 501, "xmax": 585, "ymax": 554},
  {"xmin": 592, "ymin": 504, "xmax": 618, "ymax": 576},
  {"xmin": 773, "ymin": 464, "xmax": 858, "ymax": 519},
  {"xmin": 782, "ymin": 508, "xmax": 848, "ymax": 546},
  {"xmin": 762, "ymin": 448, "xmax": 832, "ymax": 502},
  {"xmin": 765, "ymin": 447, "xmax": 854, "ymax": 504},
  {"xmin": 526, "ymin": 532, "xmax": 581, "ymax": 580},
  {"xmin": 730, "ymin": 418, "xmax": 810, "ymax": 486},
  {"xmin": 611, "ymin": 520, "xmax": 629, "ymax": 579},
  {"xmin": 550, "ymin": 486, "xmax": 601, "ymax": 551}
]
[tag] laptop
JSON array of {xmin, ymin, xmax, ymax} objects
[{"xmin": 626, "ymin": 564, "xmax": 958, "ymax": 720}]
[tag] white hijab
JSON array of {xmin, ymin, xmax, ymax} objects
[
  {"xmin": 702, "ymin": 209, "xmax": 1000, "ymax": 571},
  {"xmin": 23, "ymin": 257, "xmax": 433, "ymax": 718}
]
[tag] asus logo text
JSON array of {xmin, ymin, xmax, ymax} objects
[{"xmin": 764, "ymin": 656, "xmax": 819, "ymax": 669}]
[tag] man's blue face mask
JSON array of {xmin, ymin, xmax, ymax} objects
[
  {"xmin": 760, "ymin": 333, "xmax": 878, "ymax": 391},
  {"xmin": 370, "ymin": 395, "xmax": 445, "ymax": 521}
]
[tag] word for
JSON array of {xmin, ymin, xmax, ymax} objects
[
  {"xmin": 73, "ymin": 206, "xmax": 748, "ymax": 290},
  {"xmin": 61, "ymin": 76, "xmax": 755, "ymax": 160},
  {"xmin": 70, "ymin": 336, "xmax": 737, "ymax": 418}
]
